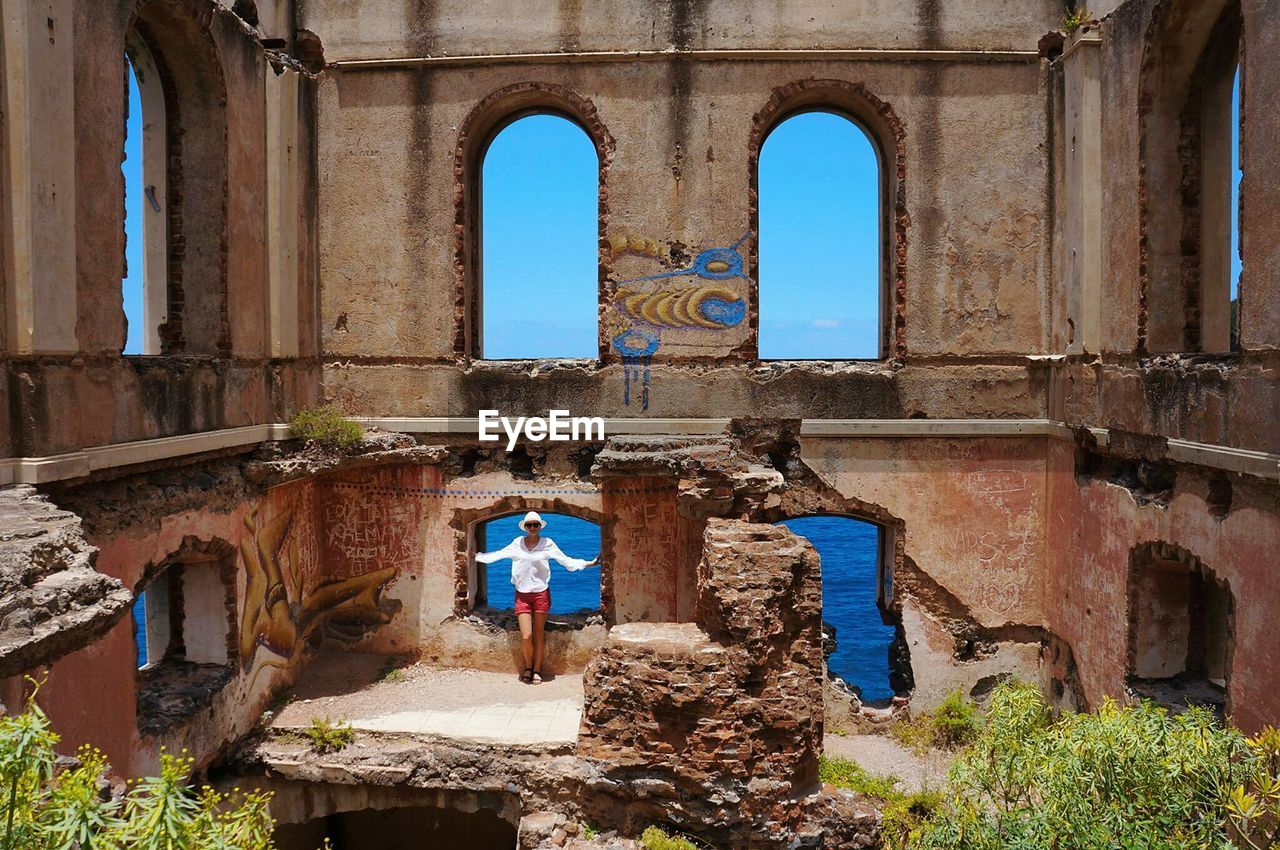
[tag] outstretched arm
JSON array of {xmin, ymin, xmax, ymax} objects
[
  {"xmin": 546, "ymin": 541, "xmax": 599, "ymax": 571},
  {"xmin": 475, "ymin": 540, "xmax": 519, "ymax": 564}
]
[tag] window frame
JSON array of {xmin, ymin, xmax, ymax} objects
[
  {"xmin": 1138, "ymin": 0, "xmax": 1244, "ymax": 355},
  {"xmin": 121, "ymin": 1, "xmax": 230, "ymax": 358},
  {"xmin": 748, "ymin": 80, "xmax": 906, "ymax": 364},
  {"xmin": 754, "ymin": 106, "xmax": 888, "ymax": 362},
  {"xmin": 454, "ymin": 83, "xmax": 615, "ymax": 364}
]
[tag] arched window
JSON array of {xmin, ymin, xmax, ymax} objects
[
  {"xmin": 121, "ymin": 45, "xmax": 167, "ymax": 355},
  {"xmin": 758, "ymin": 111, "xmax": 881, "ymax": 360},
  {"xmin": 133, "ymin": 542, "xmax": 237, "ymax": 734},
  {"xmin": 120, "ymin": 3, "xmax": 228, "ymax": 356},
  {"xmin": 1128, "ymin": 544, "xmax": 1232, "ymax": 716},
  {"xmin": 777, "ymin": 515, "xmax": 904, "ymax": 702},
  {"xmin": 473, "ymin": 512, "xmax": 601, "ymax": 615},
  {"xmin": 479, "ymin": 114, "xmax": 599, "ymax": 359},
  {"xmin": 1140, "ymin": 0, "xmax": 1242, "ymax": 354}
]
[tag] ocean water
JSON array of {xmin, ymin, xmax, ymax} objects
[
  {"xmin": 479, "ymin": 514, "xmax": 603, "ymax": 614},
  {"xmin": 132, "ymin": 594, "xmax": 147, "ymax": 667},
  {"xmin": 779, "ymin": 516, "xmax": 895, "ymax": 702}
]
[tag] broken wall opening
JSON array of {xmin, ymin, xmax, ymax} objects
[
  {"xmin": 1127, "ymin": 542, "xmax": 1233, "ymax": 716},
  {"xmin": 474, "ymin": 512, "xmax": 602, "ymax": 615},
  {"xmin": 132, "ymin": 537, "xmax": 237, "ymax": 735},
  {"xmin": 777, "ymin": 514, "xmax": 903, "ymax": 703},
  {"xmin": 274, "ymin": 804, "xmax": 518, "ymax": 850},
  {"xmin": 266, "ymin": 781, "xmax": 521, "ymax": 850}
]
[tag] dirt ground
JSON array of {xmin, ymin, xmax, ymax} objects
[
  {"xmin": 822, "ymin": 733, "xmax": 955, "ymax": 794},
  {"xmin": 271, "ymin": 654, "xmax": 584, "ymax": 744}
]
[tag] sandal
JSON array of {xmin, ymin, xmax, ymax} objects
[
  {"xmin": 520, "ymin": 667, "xmax": 534, "ymax": 684},
  {"xmin": 531, "ymin": 669, "xmax": 543, "ymax": 685}
]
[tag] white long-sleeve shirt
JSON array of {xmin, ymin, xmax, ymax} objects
[{"xmin": 474, "ymin": 536, "xmax": 594, "ymax": 593}]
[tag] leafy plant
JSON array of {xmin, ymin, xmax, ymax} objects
[
  {"xmin": 289, "ymin": 406, "xmax": 364, "ymax": 449},
  {"xmin": 302, "ymin": 717, "xmax": 355, "ymax": 754},
  {"xmin": 1063, "ymin": 6, "xmax": 1091, "ymax": 33},
  {"xmin": 581, "ymin": 822, "xmax": 599, "ymax": 839},
  {"xmin": 820, "ymin": 755, "xmax": 900, "ymax": 798},
  {"xmin": 915, "ymin": 679, "xmax": 1255, "ymax": 850},
  {"xmin": 930, "ymin": 690, "xmax": 981, "ymax": 747},
  {"xmin": 378, "ymin": 658, "xmax": 409, "ymax": 683},
  {"xmin": 1227, "ymin": 725, "xmax": 1280, "ymax": 849},
  {"xmin": 640, "ymin": 825, "xmax": 705, "ymax": 850},
  {"xmin": 0, "ymin": 680, "xmax": 275, "ymax": 850},
  {"xmin": 819, "ymin": 755, "xmax": 940, "ymax": 848},
  {"xmin": 892, "ymin": 689, "xmax": 981, "ymax": 752}
]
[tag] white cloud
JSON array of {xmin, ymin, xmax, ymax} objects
[{"xmin": 811, "ymin": 318, "xmax": 840, "ymax": 328}]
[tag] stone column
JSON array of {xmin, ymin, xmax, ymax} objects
[
  {"xmin": 1, "ymin": 0, "xmax": 79, "ymax": 354},
  {"xmin": 1061, "ymin": 27, "xmax": 1102, "ymax": 355},
  {"xmin": 266, "ymin": 66, "xmax": 301, "ymax": 358}
]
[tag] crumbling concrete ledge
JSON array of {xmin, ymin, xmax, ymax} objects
[{"xmin": 0, "ymin": 485, "xmax": 132, "ymax": 679}]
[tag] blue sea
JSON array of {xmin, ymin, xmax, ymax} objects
[
  {"xmin": 780, "ymin": 517, "xmax": 894, "ymax": 701},
  {"xmin": 132, "ymin": 595, "xmax": 148, "ymax": 667},
  {"xmin": 481, "ymin": 513, "xmax": 893, "ymax": 701},
  {"xmin": 480, "ymin": 514, "xmax": 603, "ymax": 613}
]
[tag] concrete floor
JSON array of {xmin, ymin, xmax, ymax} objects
[{"xmin": 272, "ymin": 654, "xmax": 583, "ymax": 745}]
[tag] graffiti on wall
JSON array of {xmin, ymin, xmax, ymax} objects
[
  {"xmin": 322, "ymin": 494, "xmax": 419, "ymax": 577},
  {"xmin": 319, "ymin": 474, "xmax": 426, "ymax": 580},
  {"xmin": 607, "ymin": 232, "xmax": 751, "ymax": 410},
  {"xmin": 239, "ymin": 499, "xmax": 398, "ymax": 683}
]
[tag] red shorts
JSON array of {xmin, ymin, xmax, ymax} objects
[{"xmin": 514, "ymin": 589, "xmax": 551, "ymax": 615}]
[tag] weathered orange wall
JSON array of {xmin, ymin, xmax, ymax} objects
[{"xmin": 1045, "ymin": 441, "xmax": 1280, "ymax": 732}]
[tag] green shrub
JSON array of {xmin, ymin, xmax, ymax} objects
[
  {"xmin": 930, "ymin": 690, "xmax": 980, "ymax": 747},
  {"xmin": 302, "ymin": 716, "xmax": 355, "ymax": 754},
  {"xmin": 640, "ymin": 826, "xmax": 704, "ymax": 850},
  {"xmin": 378, "ymin": 658, "xmax": 409, "ymax": 683},
  {"xmin": 819, "ymin": 755, "xmax": 940, "ymax": 848},
  {"xmin": 915, "ymin": 680, "xmax": 1259, "ymax": 850},
  {"xmin": 892, "ymin": 689, "xmax": 981, "ymax": 752},
  {"xmin": 1062, "ymin": 3, "xmax": 1090, "ymax": 33},
  {"xmin": 1227, "ymin": 724, "xmax": 1280, "ymax": 849},
  {"xmin": 820, "ymin": 755, "xmax": 901, "ymax": 799},
  {"xmin": 289, "ymin": 405, "xmax": 364, "ymax": 449},
  {"xmin": 0, "ymin": 682, "xmax": 275, "ymax": 850}
]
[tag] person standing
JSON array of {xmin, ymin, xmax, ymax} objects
[{"xmin": 474, "ymin": 511, "xmax": 599, "ymax": 684}]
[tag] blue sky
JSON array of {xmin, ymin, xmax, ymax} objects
[
  {"xmin": 757, "ymin": 112, "xmax": 879, "ymax": 359},
  {"xmin": 481, "ymin": 114, "xmax": 600, "ymax": 359},
  {"xmin": 121, "ymin": 74, "xmax": 1244, "ymax": 359},
  {"xmin": 122, "ymin": 60, "xmax": 145, "ymax": 355},
  {"xmin": 1231, "ymin": 68, "xmax": 1241, "ymax": 302}
]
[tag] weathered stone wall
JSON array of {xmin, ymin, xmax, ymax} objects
[
  {"xmin": 578, "ymin": 518, "xmax": 829, "ymax": 846},
  {"xmin": 0, "ymin": 486, "xmax": 132, "ymax": 679},
  {"xmin": 0, "ymin": 0, "xmax": 1278, "ymax": 812},
  {"xmin": 1053, "ymin": 0, "xmax": 1280, "ymax": 455},
  {"xmin": 1, "ymin": 0, "xmax": 321, "ymax": 458},
  {"xmin": 1045, "ymin": 438, "xmax": 1280, "ymax": 732},
  {"xmin": 304, "ymin": 0, "xmax": 1056, "ymax": 419}
]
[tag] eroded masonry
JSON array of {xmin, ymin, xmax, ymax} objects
[{"xmin": 1, "ymin": 0, "xmax": 1277, "ymax": 847}]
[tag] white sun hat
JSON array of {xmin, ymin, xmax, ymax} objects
[{"xmin": 520, "ymin": 511, "xmax": 545, "ymax": 531}]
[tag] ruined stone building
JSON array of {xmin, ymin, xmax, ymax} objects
[{"xmin": 0, "ymin": 0, "xmax": 1276, "ymax": 846}]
